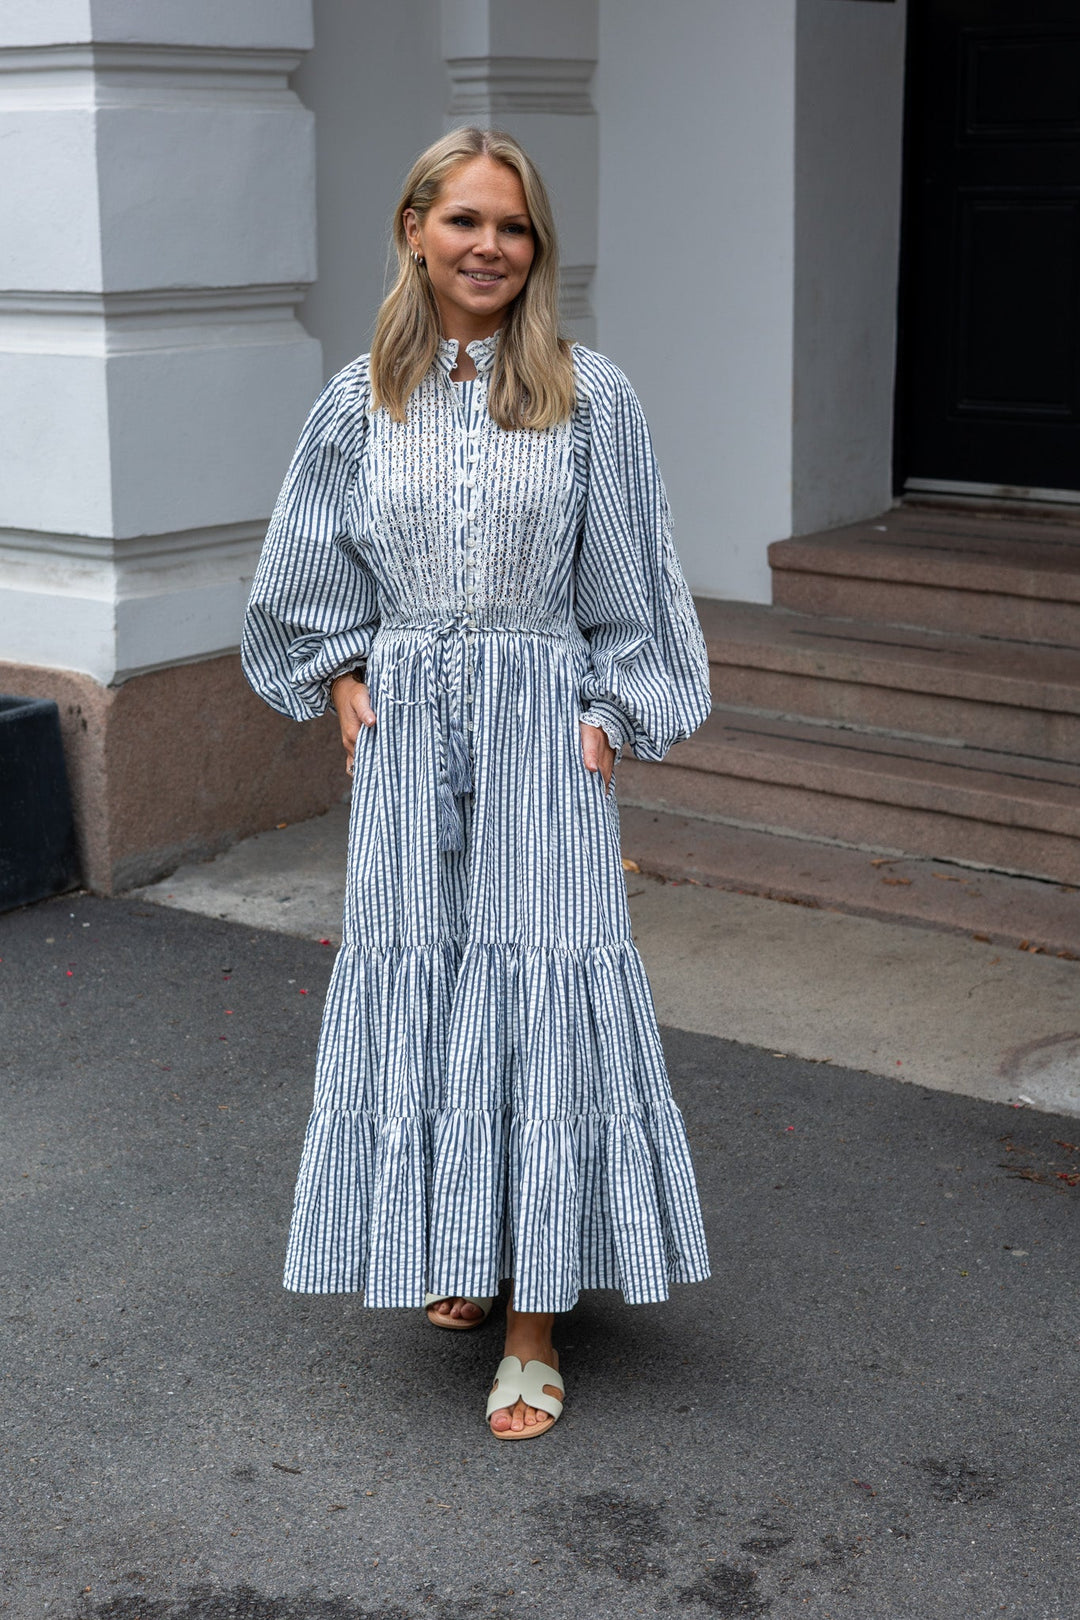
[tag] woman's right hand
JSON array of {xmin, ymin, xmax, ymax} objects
[{"xmin": 330, "ymin": 673, "xmax": 376, "ymax": 776}]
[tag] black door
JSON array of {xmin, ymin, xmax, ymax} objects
[{"xmin": 896, "ymin": 1, "xmax": 1080, "ymax": 496}]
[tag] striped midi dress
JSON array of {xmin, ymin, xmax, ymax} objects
[{"xmin": 241, "ymin": 329, "xmax": 713, "ymax": 1313}]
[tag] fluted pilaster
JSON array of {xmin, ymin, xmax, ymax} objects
[{"xmin": 440, "ymin": 0, "xmax": 598, "ymax": 345}]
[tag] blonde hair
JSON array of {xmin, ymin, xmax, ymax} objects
[{"xmin": 369, "ymin": 126, "xmax": 577, "ymax": 431}]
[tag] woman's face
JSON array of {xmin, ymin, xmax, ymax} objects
[{"xmin": 404, "ymin": 155, "xmax": 536, "ymax": 340}]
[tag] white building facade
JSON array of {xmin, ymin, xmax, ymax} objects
[{"xmin": 0, "ymin": 0, "xmax": 907, "ymax": 891}]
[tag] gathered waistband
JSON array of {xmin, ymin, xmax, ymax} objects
[{"xmin": 376, "ymin": 604, "xmax": 582, "ymax": 643}]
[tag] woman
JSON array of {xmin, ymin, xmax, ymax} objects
[{"xmin": 241, "ymin": 126, "xmax": 713, "ymax": 1441}]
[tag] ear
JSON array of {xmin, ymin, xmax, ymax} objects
[{"xmin": 402, "ymin": 207, "xmax": 422, "ymax": 253}]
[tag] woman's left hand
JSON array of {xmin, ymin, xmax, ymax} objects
[{"xmin": 580, "ymin": 721, "xmax": 615, "ymax": 790}]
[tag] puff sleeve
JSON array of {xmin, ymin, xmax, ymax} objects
[
  {"xmin": 241, "ymin": 359, "xmax": 379, "ymax": 721},
  {"xmin": 572, "ymin": 352, "xmax": 712, "ymax": 760}
]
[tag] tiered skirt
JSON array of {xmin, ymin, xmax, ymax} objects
[{"xmin": 283, "ymin": 619, "xmax": 710, "ymax": 1311}]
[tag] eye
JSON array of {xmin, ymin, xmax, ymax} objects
[
  {"xmin": 503, "ymin": 223, "xmax": 530, "ymax": 235},
  {"xmin": 450, "ymin": 215, "xmax": 475, "ymax": 228}
]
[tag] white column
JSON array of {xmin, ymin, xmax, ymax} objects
[
  {"xmin": 792, "ymin": 0, "xmax": 907, "ymax": 535},
  {"xmin": 440, "ymin": 0, "xmax": 598, "ymax": 345},
  {"xmin": 0, "ymin": 0, "xmax": 322, "ymax": 684},
  {"xmin": 595, "ymin": 0, "xmax": 798, "ymax": 603}
]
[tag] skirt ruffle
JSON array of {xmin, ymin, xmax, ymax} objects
[{"xmin": 282, "ymin": 938, "xmax": 710, "ymax": 1311}]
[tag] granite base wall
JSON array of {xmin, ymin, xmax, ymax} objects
[{"xmin": 0, "ymin": 655, "xmax": 346, "ymax": 895}]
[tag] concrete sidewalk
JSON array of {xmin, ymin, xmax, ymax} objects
[
  {"xmin": 133, "ymin": 803, "xmax": 1080, "ymax": 1119},
  {"xmin": 2, "ymin": 892, "xmax": 1078, "ymax": 1619}
]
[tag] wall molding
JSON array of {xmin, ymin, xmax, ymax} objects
[
  {"xmin": 0, "ymin": 520, "xmax": 266, "ymax": 569},
  {"xmin": 559, "ymin": 264, "xmax": 595, "ymax": 325},
  {"xmin": 446, "ymin": 55, "xmax": 595, "ymax": 117},
  {"xmin": 0, "ymin": 43, "xmax": 304, "ymax": 108},
  {"xmin": 0, "ymin": 286, "xmax": 312, "ymax": 354}
]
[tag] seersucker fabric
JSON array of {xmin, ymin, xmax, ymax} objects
[{"xmin": 241, "ymin": 330, "xmax": 713, "ymax": 1313}]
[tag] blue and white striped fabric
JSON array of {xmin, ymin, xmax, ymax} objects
[{"xmin": 242, "ymin": 330, "xmax": 713, "ymax": 1312}]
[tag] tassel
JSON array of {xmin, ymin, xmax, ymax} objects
[
  {"xmin": 445, "ymin": 716, "xmax": 472, "ymax": 797},
  {"xmin": 436, "ymin": 775, "xmax": 464, "ymax": 851}
]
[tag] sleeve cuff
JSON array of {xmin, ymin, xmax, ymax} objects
[
  {"xmin": 319, "ymin": 656, "xmax": 369, "ymax": 713},
  {"xmin": 580, "ymin": 702, "xmax": 629, "ymax": 752}
]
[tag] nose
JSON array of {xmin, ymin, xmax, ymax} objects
[{"xmin": 474, "ymin": 225, "xmax": 500, "ymax": 257}]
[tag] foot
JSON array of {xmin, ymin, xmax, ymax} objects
[
  {"xmin": 488, "ymin": 1303, "xmax": 560, "ymax": 1436},
  {"xmin": 428, "ymin": 1296, "xmax": 486, "ymax": 1326}
]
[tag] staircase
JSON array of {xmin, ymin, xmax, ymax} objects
[{"xmin": 618, "ymin": 506, "xmax": 1080, "ymax": 885}]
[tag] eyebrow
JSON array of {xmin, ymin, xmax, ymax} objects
[{"xmin": 441, "ymin": 201, "xmax": 531, "ymax": 221}]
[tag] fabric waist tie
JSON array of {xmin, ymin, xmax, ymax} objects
[{"xmin": 375, "ymin": 609, "xmax": 478, "ymax": 852}]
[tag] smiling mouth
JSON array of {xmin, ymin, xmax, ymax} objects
[{"xmin": 462, "ymin": 270, "xmax": 503, "ymax": 283}]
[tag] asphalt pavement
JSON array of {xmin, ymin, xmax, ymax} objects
[{"xmin": 2, "ymin": 893, "xmax": 1078, "ymax": 1619}]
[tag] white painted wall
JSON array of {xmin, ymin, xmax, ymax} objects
[
  {"xmin": 792, "ymin": 0, "xmax": 907, "ymax": 535},
  {"xmin": 595, "ymin": 0, "xmax": 798, "ymax": 604},
  {"xmin": 0, "ymin": 1, "xmax": 323, "ymax": 684},
  {"xmin": 293, "ymin": 0, "xmax": 446, "ymax": 379}
]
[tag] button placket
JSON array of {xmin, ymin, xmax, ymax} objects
[{"xmin": 456, "ymin": 378, "xmax": 480, "ymax": 732}]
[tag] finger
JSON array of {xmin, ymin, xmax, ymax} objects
[{"xmin": 348, "ymin": 685, "xmax": 377, "ymax": 728}]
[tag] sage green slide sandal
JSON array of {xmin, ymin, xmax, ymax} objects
[
  {"xmin": 424, "ymin": 1292, "xmax": 494, "ymax": 1330},
  {"xmin": 486, "ymin": 1355, "xmax": 564, "ymax": 1440}
]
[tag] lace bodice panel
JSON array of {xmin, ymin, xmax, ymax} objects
[{"xmin": 352, "ymin": 360, "xmax": 578, "ymax": 631}]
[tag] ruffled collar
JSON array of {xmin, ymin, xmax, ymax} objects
[{"xmin": 436, "ymin": 327, "xmax": 502, "ymax": 377}]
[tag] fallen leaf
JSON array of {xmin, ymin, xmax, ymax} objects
[
  {"xmin": 1055, "ymin": 1140, "xmax": 1078, "ymax": 1153},
  {"xmin": 932, "ymin": 873, "xmax": 962, "ymax": 883},
  {"xmin": 622, "ymin": 857, "xmax": 641, "ymax": 873},
  {"xmin": 881, "ymin": 877, "xmax": 912, "ymax": 887}
]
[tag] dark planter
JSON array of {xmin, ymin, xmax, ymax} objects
[{"xmin": 0, "ymin": 695, "xmax": 80, "ymax": 911}]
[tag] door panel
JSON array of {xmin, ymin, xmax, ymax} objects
[{"xmin": 897, "ymin": 2, "xmax": 1080, "ymax": 495}]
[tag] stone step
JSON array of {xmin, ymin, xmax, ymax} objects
[
  {"xmin": 695, "ymin": 599, "xmax": 1080, "ymax": 763},
  {"xmin": 768, "ymin": 506, "xmax": 1080, "ymax": 645},
  {"xmin": 616, "ymin": 804, "xmax": 1080, "ymax": 959},
  {"xmin": 617, "ymin": 706, "xmax": 1080, "ymax": 885}
]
